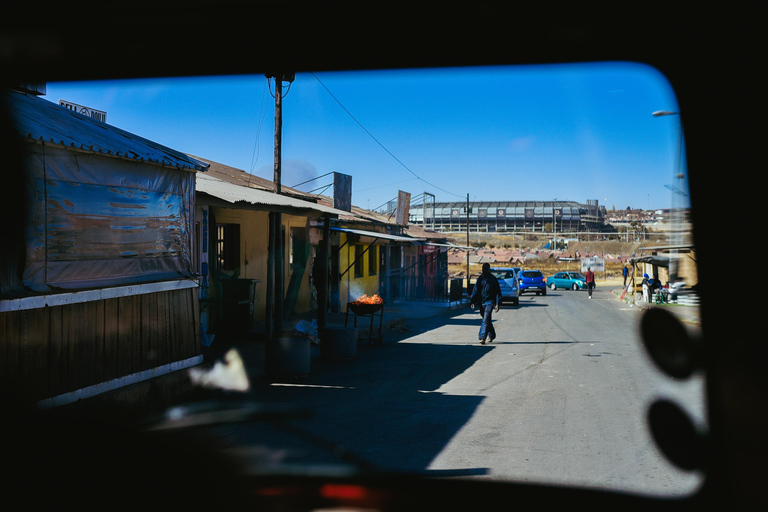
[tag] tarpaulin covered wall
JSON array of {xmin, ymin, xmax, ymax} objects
[{"xmin": 22, "ymin": 145, "xmax": 195, "ymax": 292}]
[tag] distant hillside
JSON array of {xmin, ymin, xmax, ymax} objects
[{"xmin": 443, "ymin": 233, "xmax": 652, "ymax": 257}]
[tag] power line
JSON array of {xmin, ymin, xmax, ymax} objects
[
  {"xmin": 354, "ymin": 177, "xmax": 419, "ymax": 193},
  {"xmin": 248, "ymin": 76, "xmax": 270, "ymax": 185},
  {"xmin": 310, "ymin": 72, "xmax": 464, "ymax": 200}
]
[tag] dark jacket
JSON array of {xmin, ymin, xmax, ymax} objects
[{"xmin": 471, "ymin": 272, "xmax": 502, "ymax": 307}]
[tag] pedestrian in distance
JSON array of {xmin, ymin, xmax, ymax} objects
[
  {"xmin": 470, "ymin": 262, "xmax": 502, "ymax": 344},
  {"xmin": 585, "ymin": 266, "xmax": 596, "ymax": 299},
  {"xmin": 642, "ymin": 273, "xmax": 650, "ymax": 303},
  {"xmin": 622, "ymin": 265, "xmax": 629, "ymax": 287}
]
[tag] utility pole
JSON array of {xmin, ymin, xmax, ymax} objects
[
  {"xmin": 266, "ymin": 72, "xmax": 294, "ymax": 337},
  {"xmin": 553, "ymin": 198, "xmax": 557, "ymax": 251},
  {"xmin": 466, "ymin": 193, "xmax": 470, "ymax": 294}
]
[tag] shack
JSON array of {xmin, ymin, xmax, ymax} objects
[
  {"xmin": 1, "ymin": 88, "xmax": 207, "ymax": 407},
  {"xmin": 191, "ymin": 158, "xmax": 349, "ymax": 336}
]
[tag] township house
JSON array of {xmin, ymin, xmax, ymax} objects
[
  {"xmin": 312, "ymin": 200, "xmax": 452, "ymax": 309},
  {"xmin": 0, "ymin": 90, "xmax": 350, "ymax": 406},
  {"xmin": 1, "ymin": 88, "xmax": 206, "ymax": 407},
  {"xmin": 192, "ymin": 159, "xmax": 453, "ymax": 330},
  {"xmin": 0, "ymin": 87, "xmax": 454, "ymax": 406},
  {"xmin": 189, "ymin": 157, "xmax": 349, "ymax": 335}
]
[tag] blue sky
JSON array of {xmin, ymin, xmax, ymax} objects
[{"xmin": 44, "ymin": 62, "xmax": 685, "ymax": 211}]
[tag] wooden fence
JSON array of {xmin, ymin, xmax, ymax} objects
[{"xmin": 1, "ymin": 287, "xmax": 201, "ymax": 404}]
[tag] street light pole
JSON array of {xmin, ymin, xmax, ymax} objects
[
  {"xmin": 652, "ymin": 110, "xmax": 683, "ymax": 286},
  {"xmin": 466, "ymin": 193, "xmax": 470, "ymax": 295},
  {"xmin": 553, "ymin": 198, "xmax": 557, "ymax": 252}
]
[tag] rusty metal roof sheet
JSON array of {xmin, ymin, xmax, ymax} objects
[
  {"xmin": 4, "ymin": 88, "xmax": 208, "ymax": 172},
  {"xmin": 188, "ymin": 154, "xmax": 318, "ymax": 200}
]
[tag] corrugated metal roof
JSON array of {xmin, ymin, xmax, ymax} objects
[
  {"xmin": 188, "ymin": 154, "xmax": 317, "ymax": 200},
  {"xmin": 196, "ymin": 172, "xmax": 350, "ymax": 216},
  {"xmin": 4, "ymin": 88, "xmax": 208, "ymax": 172}
]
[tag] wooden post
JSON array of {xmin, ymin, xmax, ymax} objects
[
  {"xmin": 266, "ymin": 212, "xmax": 275, "ymax": 339},
  {"xmin": 318, "ymin": 216, "xmax": 330, "ymax": 329},
  {"xmin": 267, "ymin": 72, "xmax": 293, "ymax": 335}
]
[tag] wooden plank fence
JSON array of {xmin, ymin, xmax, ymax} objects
[{"xmin": 1, "ymin": 287, "xmax": 200, "ymax": 404}]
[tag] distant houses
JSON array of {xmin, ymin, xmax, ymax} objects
[{"xmin": 446, "ymin": 246, "xmax": 631, "ymax": 269}]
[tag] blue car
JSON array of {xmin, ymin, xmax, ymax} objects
[
  {"xmin": 490, "ymin": 267, "xmax": 520, "ymax": 306},
  {"xmin": 518, "ymin": 270, "xmax": 547, "ymax": 296},
  {"xmin": 547, "ymin": 271, "xmax": 587, "ymax": 291}
]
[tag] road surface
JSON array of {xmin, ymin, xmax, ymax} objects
[{"xmin": 199, "ymin": 286, "xmax": 705, "ymax": 499}]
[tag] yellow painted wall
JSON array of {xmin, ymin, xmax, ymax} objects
[
  {"xmin": 678, "ymin": 251, "xmax": 698, "ymax": 286},
  {"xmin": 339, "ymin": 232, "xmax": 381, "ymax": 310},
  {"xmin": 210, "ymin": 207, "xmax": 313, "ymax": 322}
]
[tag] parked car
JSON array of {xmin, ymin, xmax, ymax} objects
[
  {"xmin": 490, "ymin": 267, "xmax": 520, "ymax": 306},
  {"xmin": 548, "ymin": 272, "xmax": 587, "ymax": 291},
  {"xmin": 518, "ymin": 269, "xmax": 547, "ymax": 295}
]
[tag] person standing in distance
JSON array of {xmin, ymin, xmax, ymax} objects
[
  {"xmin": 585, "ymin": 266, "xmax": 595, "ymax": 299},
  {"xmin": 470, "ymin": 263, "xmax": 502, "ymax": 344}
]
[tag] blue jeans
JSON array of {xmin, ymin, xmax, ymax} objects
[{"xmin": 478, "ymin": 303, "xmax": 496, "ymax": 341}]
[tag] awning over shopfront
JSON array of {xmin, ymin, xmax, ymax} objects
[
  {"xmin": 332, "ymin": 226, "xmax": 422, "ymax": 280},
  {"xmin": 629, "ymin": 254, "xmax": 671, "ymax": 267}
]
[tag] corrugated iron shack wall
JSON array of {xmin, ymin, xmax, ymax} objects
[{"xmin": 0, "ymin": 287, "xmax": 200, "ymax": 403}]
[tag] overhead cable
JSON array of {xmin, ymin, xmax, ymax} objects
[{"xmin": 310, "ymin": 72, "xmax": 464, "ymax": 200}]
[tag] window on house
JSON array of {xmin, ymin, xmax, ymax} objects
[
  {"xmin": 354, "ymin": 245, "xmax": 364, "ymax": 278},
  {"xmin": 216, "ymin": 223, "xmax": 240, "ymax": 273},
  {"xmin": 368, "ymin": 245, "xmax": 377, "ymax": 276}
]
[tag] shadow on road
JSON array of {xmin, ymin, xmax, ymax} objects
[{"xmin": 194, "ymin": 306, "xmax": 498, "ymax": 475}]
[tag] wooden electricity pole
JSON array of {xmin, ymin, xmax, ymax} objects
[{"xmin": 266, "ymin": 72, "xmax": 294, "ymax": 337}]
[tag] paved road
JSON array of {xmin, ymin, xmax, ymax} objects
[{"xmin": 195, "ymin": 287, "xmax": 705, "ymax": 498}]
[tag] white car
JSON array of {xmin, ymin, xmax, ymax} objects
[{"xmin": 490, "ymin": 267, "xmax": 520, "ymax": 306}]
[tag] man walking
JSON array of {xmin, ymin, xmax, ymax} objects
[
  {"xmin": 585, "ymin": 266, "xmax": 595, "ymax": 299},
  {"xmin": 470, "ymin": 263, "xmax": 502, "ymax": 344}
]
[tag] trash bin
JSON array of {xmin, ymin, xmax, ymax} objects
[
  {"xmin": 265, "ymin": 337, "xmax": 310, "ymax": 377},
  {"xmin": 319, "ymin": 326, "xmax": 357, "ymax": 360},
  {"xmin": 450, "ymin": 278, "xmax": 463, "ymax": 302}
]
